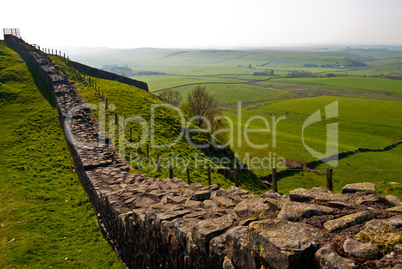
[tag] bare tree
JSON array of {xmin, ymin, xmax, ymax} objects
[
  {"xmin": 181, "ymin": 86, "xmax": 229, "ymax": 143},
  {"xmin": 159, "ymin": 89, "xmax": 182, "ymax": 107},
  {"xmin": 186, "ymin": 85, "xmax": 218, "ymax": 127}
]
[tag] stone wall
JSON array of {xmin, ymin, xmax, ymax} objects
[
  {"xmin": 68, "ymin": 60, "xmax": 149, "ymax": 91},
  {"xmin": 5, "ymin": 35, "xmax": 402, "ymax": 269}
]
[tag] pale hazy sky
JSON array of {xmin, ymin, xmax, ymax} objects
[{"xmin": 1, "ymin": 0, "xmax": 402, "ymax": 49}]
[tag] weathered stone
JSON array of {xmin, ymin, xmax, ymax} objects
[
  {"xmin": 238, "ymin": 217, "xmax": 258, "ymax": 226},
  {"xmin": 227, "ymin": 186, "xmax": 249, "ymax": 196},
  {"xmin": 248, "ymin": 219, "xmax": 325, "ymax": 269},
  {"xmin": 360, "ymin": 214, "xmax": 402, "ymax": 233},
  {"xmin": 376, "ymin": 251, "xmax": 402, "ymax": 269},
  {"xmin": 189, "ymin": 183, "xmax": 204, "ymax": 190},
  {"xmin": 165, "ymin": 196, "xmax": 186, "ymax": 204},
  {"xmin": 261, "ymin": 190, "xmax": 282, "ymax": 199},
  {"xmin": 192, "ymin": 190, "xmax": 211, "ymax": 201},
  {"xmin": 343, "ymin": 238, "xmax": 379, "ymax": 260},
  {"xmin": 384, "ymin": 195, "xmax": 402, "ymax": 207},
  {"xmin": 184, "ymin": 210, "xmax": 207, "ymax": 219},
  {"xmin": 314, "ymin": 243, "xmax": 354, "ymax": 269},
  {"xmin": 148, "ymin": 190, "xmax": 169, "ymax": 199},
  {"xmin": 172, "ymin": 218, "xmax": 198, "ymax": 246},
  {"xmin": 192, "ymin": 214, "xmax": 236, "ymax": 253},
  {"xmin": 124, "ymin": 196, "xmax": 137, "ymax": 204},
  {"xmin": 322, "ymin": 200, "xmax": 351, "ymax": 208},
  {"xmin": 185, "ymin": 199, "xmax": 202, "ymax": 208},
  {"xmin": 355, "ymin": 194, "xmax": 381, "ymax": 205},
  {"xmin": 342, "ymin": 182, "xmax": 376, "ymax": 194},
  {"xmin": 213, "ymin": 196, "xmax": 235, "ymax": 208},
  {"xmin": 222, "ymin": 256, "xmax": 235, "ymax": 269},
  {"xmin": 209, "ymin": 233, "xmax": 227, "ymax": 266},
  {"xmin": 234, "ymin": 197, "xmax": 269, "ymax": 218},
  {"xmin": 278, "ymin": 201, "xmax": 334, "ymax": 221},
  {"xmin": 203, "ymin": 199, "xmax": 222, "ymax": 212},
  {"xmin": 290, "ymin": 187, "xmax": 348, "ymax": 203},
  {"xmin": 324, "ymin": 211, "xmax": 373, "ymax": 232},
  {"xmin": 263, "ymin": 197, "xmax": 287, "ymax": 212},
  {"xmin": 133, "ymin": 197, "xmax": 157, "ymax": 208},
  {"xmin": 387, "ymin": 206, "xmax": 402, "ymax": 213},
  {"xmin": 208, "ymin": 184, "xmax": 220, "ymax": 191},
  {"xmin": 226, "ymin": 226, "xmax": 257, "ymax": 269},
  {"xmin": 155, "ymin": 210, "xmax": 192, "ymax": 228}
]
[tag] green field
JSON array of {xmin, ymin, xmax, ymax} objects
[
  {"xmin": 0, "ymin": 41, "xmax": 123, "ymax": 268},
  {"xmin": 1, "ymin": 38, "xmax": 402, "ymax": 269},
  {"xmin": 50, "ymin": 56, "xmax": 267, "ymax": 194},
  {"xmin": 69, "ymin": 45, "xmax": 402, "ymax": 198}
]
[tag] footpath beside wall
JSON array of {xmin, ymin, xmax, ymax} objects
[{"xmin": 5, "ymin": 35, "xmax": 402, "ymax": 269}]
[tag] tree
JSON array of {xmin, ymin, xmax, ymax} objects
[
  {"xmin": 158, "ymin": 89, "xmax": 182, "ymax": 107},
  {"xmin": 185, "ymin": 85, "xmax": 219, "ymax": 127},
  {"xmin": 181, "ymin": 86, "xmax": 228, "ymax": 142}
]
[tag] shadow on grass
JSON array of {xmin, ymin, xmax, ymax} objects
[
  {"xmin": 6, "ymin": 42, "xmax": 56, "ymax": 108},
  {"xmin": 24, "ymin": 59, "xmax": 56, "ymax": 108}
]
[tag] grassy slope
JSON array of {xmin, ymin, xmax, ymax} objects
[
  {"xmin": 50, "ymin": 55, "xmax": 267, "ymax": 194},
  {"xmin": 67, "ymin": 47, "xmax": 402, "ymax": 198},
  {"xmin": 0, "ymin": 41, "xmax": 123, "ymax": 268}
]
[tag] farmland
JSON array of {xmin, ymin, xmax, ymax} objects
[{"xmin": 66, "ymin": 46, "xmax": 402, "ymax": 198}]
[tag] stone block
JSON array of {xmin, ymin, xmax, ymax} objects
[
  {"xmin": 213, "ymin": 196, "xmax": 235, "ymax": 208},
  {"xmin": 343, "ymin": 238, "xmax": 379, "ymax": 260},
  {"xmin": 289, "ymin": 187, "xmax": 348, "ymax": 203},
  {"xmin": 384, "ymin": 195, "xmax": 402, "ymax": 207},
  {"xmin": 360, "ymin": 214, "xmax": 402, "ymax": 233},
  {"xmin": 192, "ymin": 190, "xmax": 211, "ymax": 201},
  {"xmin": 226, "ymin": 226, "xmax": 257, "ymax": 269},
  {"xmin": 234, "ymin": 197, "xmax": 269, "ymax": 218},
  {"xmin": 314, "ymin": 243, "xmax": 354, "ymax": 269},
  {"xmin": 324, "ymin": 211, "xmax": 373, "ymax": 232},
  {"xmin": 342, "ymin": 182, "xmax": 376, "ymax": 194},
  {"xmin": 248, "ymin": 219, "xmax": 325, "ymax": 269},
  {"xmin": 278, "ymin": 201, "xmax": 334, "ymax": 221},
  {"xmin": 263, "ymin": 197, "xmax": 287, "ymax": 212},
  {"xmin": 387, "ymin": 206, "xmax": 402, "ymax": 213},
  {"xmin": 192, "ymin": 214, "xmax": 235, "ymax": 253}
]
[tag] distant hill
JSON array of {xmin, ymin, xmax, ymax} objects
[{"xmin": 338, "ymin": 58, "xmax": 367, "ymax": 68}]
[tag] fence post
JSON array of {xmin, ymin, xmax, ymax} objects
[
  {"xmin": 326, "ymin": 168, "xmax": 333, "ymax": 191},
  {"xmin": 272, "ymin": 167, "xmax": 278, "ymax": 193},
  {"xmin": 169, "ymin": 165, "xmax": 173, "ymax": 179},
  {"xmin": 157, "ymin": 153, "xmax": 160, "ymax": 170},
  {"xmin": 146, "ymin": 143, "xmax": 149, "ymax": 158},
  {"xmin": 186, "ymin": 166, "xmax": 190, "ymax": 184},
  {"xmin": 234, "ymin": 167, "xmax": 239, "ymax": 187},
  {"xmin": 207, "ymin": 165, "xmax": 211, "ymax": 186}
]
